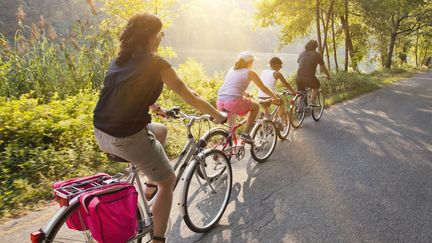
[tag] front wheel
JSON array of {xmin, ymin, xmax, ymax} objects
[
  {"xmin": 250, "ymin": 119, "xmax": 278, "ymax": 163},
  {"xmin": 43, "ymin": 198, "xmax": 147, "ymax": 242},
  {"xmin": 312, "ymin": 92, "xmax": 325, "ymax": 121},
  {"xmin": 276, "ymin": 111, "xmax": 290, "ymax": 140},
  {"xmin": 290, "ymin": 95, "xmax": 306, "ymax": 128},
  {"xmin": 181, "ymin": 149, "xmax": 232, "ymax": 233}
]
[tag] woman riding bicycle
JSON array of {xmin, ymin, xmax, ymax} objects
[
  {"xmin": 92, "ymin": 13, "xmax": 226, "ymax": 243},
  {"xmin": 217, "ymin": 51, "xmax": 282, "ymax": 144}
]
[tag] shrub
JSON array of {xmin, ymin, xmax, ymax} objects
[{"xmin": 0, "ymin": 91, "xmax": 125, "ymax": 217}]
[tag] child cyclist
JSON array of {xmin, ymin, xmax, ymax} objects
[
  {"xmin": 258, "ymin": 57, "xmax": 296, "ymax": 116},
  {"xmin": 217, "ymin": 51, "xmax": 282, "ymax": 144}
]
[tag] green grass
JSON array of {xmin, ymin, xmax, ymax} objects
[{"xmin": 322, "ymin": 68, "xmax": 424, "ymax": 107}]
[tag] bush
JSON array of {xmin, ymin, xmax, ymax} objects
[{"xmin": 0, "ymin": 91, "xmax": 125, "ymax": 217}]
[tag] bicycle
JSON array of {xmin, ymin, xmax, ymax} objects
[
  {"xmin": 31, "ymin": 107, "xmax": 232, "ymax": 242},
  {"xmin": 289, "ymin": 88, "xmax": 325, "ymax": 128},
  {"xmin": 260, "ymin": 91, "xmax": 295, "ymax": 140},
  {"xmin": 203, "ymin": 100, "xmax": 278, "ymax": 163}
]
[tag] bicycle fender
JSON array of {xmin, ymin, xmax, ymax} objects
[
  {"xmin": 202, "ymin": 127, "xmax": 230, "ymax": 141},
  {"xmin": 178, "ymin": 150, "xmax": 208, "ymax": 217},
  {"xmin": 42, "ymin": 197, "xmax": 80, "ymax": 238}
]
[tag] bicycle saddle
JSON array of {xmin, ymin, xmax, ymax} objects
[{"xmin": 106, "ymin": 153, "xmax": 129, "ymax": 163}]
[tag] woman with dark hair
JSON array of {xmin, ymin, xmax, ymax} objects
[
  {"xmin": 217, "ymin": 51, "xmax": 282, "ymax": 144},
  {"xmin": 296, "ymin": 40, "xmax": 331, "ymax": 103},
  {"xmin": 93, "ymin": 13, "xmax": 226, "ymax": 242}
]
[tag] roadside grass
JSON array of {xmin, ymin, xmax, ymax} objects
[{"xmin": 322, "ymin": 68, "xmax": 425, "ymax": 106}]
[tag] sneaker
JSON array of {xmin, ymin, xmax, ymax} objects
[{"xmin": 240, "ymin": 132, "xmax": 254, "ymax": 144}]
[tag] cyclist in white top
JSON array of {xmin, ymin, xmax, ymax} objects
[{"xmin": 258, "ymin": 57, "xmax": 295, "ymax": 115}]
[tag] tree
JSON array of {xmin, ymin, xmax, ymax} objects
[
  {"xmin": 255, "ymin": 0, "xmax": 316, "ymax": 46},
  {"xmin": 255, "ymin": 0, "xmax": 336, "ymax": 67},
  {"xmin": 358, "ymin": 0, "xmax": 432, "ymax": 68}
]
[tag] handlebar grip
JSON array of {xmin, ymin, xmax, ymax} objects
[
  {"xmin": 172, "ymin": 106, "xmax": 180, "ymax": 113},
  {"xmin": 166, "ymin": 109, "xmax": 179, "ymax": 119}
]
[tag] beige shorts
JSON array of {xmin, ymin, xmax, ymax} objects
[{"xmin": 94, "ymin": 124, "xmax": 173, "ymax": 181}]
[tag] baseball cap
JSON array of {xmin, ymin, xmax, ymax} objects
[{"xmin": 237, "ymin": 51, "xmax": 255, "ymax": 62}]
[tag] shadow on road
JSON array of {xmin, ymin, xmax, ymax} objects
[{"xmin": 166, "ymin": 72, "xmax": 432, "ymax": 242}]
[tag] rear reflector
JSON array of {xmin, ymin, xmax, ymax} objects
[{"xmin": 30, "ymin": 230, "xmax": 44, "ymax": 243}]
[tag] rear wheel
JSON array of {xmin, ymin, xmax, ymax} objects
[
  {"xmin": 182, "ymin": 149, "xmax": 232, "ymax": 233},
  {"xmin": 290, "ymin": 95, "xmax": 306, "ymax": 128},
  {"xmin": 202, "ymin": 128, "xmax": 232, "ymax": 161},
  {"xmin": 312, "ymin": 92, "xmax": 325, "ymax": 121},
  {"xmin": 44, "ymin": 200, "xmax": 147, "ymax": 242},
  {"xmin": 250, "ymin": 120, "xmax": 278, "ymax": 163}
]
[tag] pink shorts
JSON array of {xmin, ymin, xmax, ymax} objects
[{"xmin": 217, "ymin": 97, "xmax": 253, "ymax": 116}]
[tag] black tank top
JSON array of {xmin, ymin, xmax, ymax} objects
[{"xmin": 93, "ymin": 53, "xmax": 171, "ymax": 137}]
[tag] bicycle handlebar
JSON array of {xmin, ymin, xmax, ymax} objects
[
  {"xmin": 166, "ymin": 107, "xmax": 215, "ymax": 123},
  {"xmin": 279, "ymin": 91, "xmax": 296, "ymax": 96}
]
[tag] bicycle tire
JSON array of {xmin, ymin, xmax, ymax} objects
[
  {"xmin": 202, "ymin": 128, "xmax": 233, "ymax": 161},
  {"xmin": 44, "ymin": 198, "xmax": 147, "ymax": 243},
  {"xmin": 312, "ymin": 92, "xmax": 325, "ymax": 121},
  {"xmin": 290, "ymin": 95, "xmax": 306, "ymax": 128},
  {"xmin": 276, "ymin": 111, "xmax": 291, "ymax": 140},
  {"xmin": 250, "ymin": 119, "xmax": 278, "ymax": 163},
  {"xmin": 181, "ymin": 149, "xmax": 232, "ymax": 233}
]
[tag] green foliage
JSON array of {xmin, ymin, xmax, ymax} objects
[
  {"xmin": 0, "ymin": 20, "xmax": 117, "ymax": 99},
  {"xmin": 321, "ymin": 68, "xmax": 417, "ymax": 105},
  {"xmin": 0, "ymin": 92, "xmax": 125, "ymax": 218},
  {"xmin": 255, "ymin": 0, "xmax": 315, "ymax": 46},
  {"xmin": 154, "ymin": 58, "xmax": 223, "ymax": 155}
]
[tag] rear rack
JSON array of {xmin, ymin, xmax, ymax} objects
[{"xmin": 54, "ymin": 175, "xmax": 121, "ymax": 201}]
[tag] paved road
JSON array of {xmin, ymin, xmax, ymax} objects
[{"xmin": 1, "ymin": 71, "xmax": 431, "ymax": 242}]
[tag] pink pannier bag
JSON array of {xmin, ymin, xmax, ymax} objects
[
  {"xmin": 79, "ymin": 182, "xmax": 139, "ymax": 243},
  {"xmin": 53, "ymin": 173, "xmax": 111, "ymax": 231}
]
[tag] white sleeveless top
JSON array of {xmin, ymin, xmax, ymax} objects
[
  {"xmin": 258, "ymin": 69, "xmax": 277, "ymax": 98},
  {"xmin": 218, "ymin": 67, "xmax": 250, "ymax": 100}
]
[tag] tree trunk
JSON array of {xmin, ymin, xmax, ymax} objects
[
  {"xmin": 325, "ymin": 39, "xmax": 331, "ymax": 70},
  {"xmin": 316, "ymin": 0, "xmax": 323, "ymax": 53},
  {"xmin": 321, "ymin": 0, "xmax": 335, "ymax": 56},
  {"xmin": 385, "ymin": 32, "xmax": 397, "ymax": 69},
  {"xmin": 344, "ymin": 0, "xmax": 349, "ymax": 71},
  {"xmin": 331, "ymin": 10, "xmax": 339, "ymax": 73},
  {"xmin": 320, "ymin": 12, "xmax": 329, "ymax": 69},
  {"xmin": 340, "ymin": 15, "xmax": 358, "ymax": 71},
  {"xmin": 415, "ymin": 31, "xmax": 419, "ymax": 67},
  {"xmin": 321, "ymin": 0, "xmax": 335, "ymax": 72}
]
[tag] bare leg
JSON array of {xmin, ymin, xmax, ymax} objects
[
  {"xmin": 149, "ymin": 172, "xmax": 176, "ymax": 242},
  {"xmin": 148, "ymin": 122, "xmax": 168, "ymax": 146},
  {"xmin": 311, "ymin": 88, "xmax": 319, "ymax": 105},
  {"xmin": 264, "ymin": 105, "xmax": 270, "ymax": 117},
  {"xmin": 144, "ymin": 122, "xmax": 168, "ymax": 197},
  {"xmin": 244, "ymin": 101, "xmax": 259, "ymax": 134}
]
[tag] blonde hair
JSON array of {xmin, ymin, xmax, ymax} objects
[{"xmin": 233, "ymin": 59, "xmax": 253, "ymax": 70}]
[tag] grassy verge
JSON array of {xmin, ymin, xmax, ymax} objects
[{"xmin": 322, "ymin": 68, "xmax": 425, "ymax": 106}]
